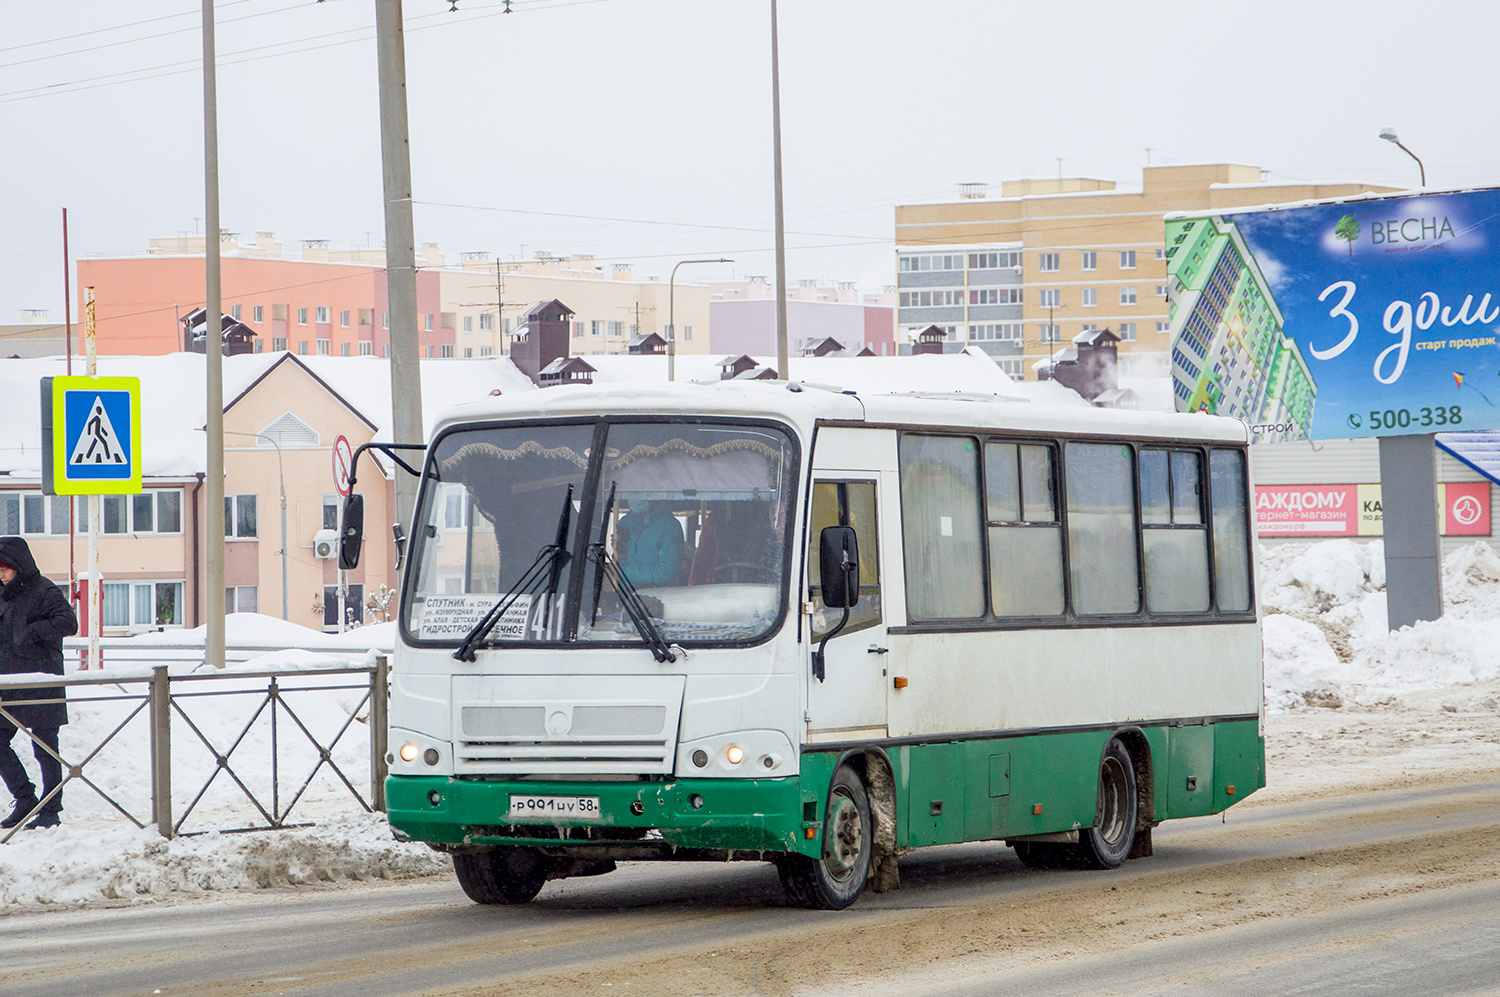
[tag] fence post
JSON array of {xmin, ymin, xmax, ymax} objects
[
  {"xmin": 149, "ymin": 665, "xmax": 174, "ymax": 838},
  {"xmin": 370, "ymin": 655, "xmax": 389, "ymax": 813}
]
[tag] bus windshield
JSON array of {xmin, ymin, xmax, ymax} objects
[{"xmin": 404, "ymin": 419, "xmax": 797, "ymax": 648}]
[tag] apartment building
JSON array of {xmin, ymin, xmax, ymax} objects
[{"xmin": 893, "ymin": 165, "xmax": 1396, "ymax": 379}]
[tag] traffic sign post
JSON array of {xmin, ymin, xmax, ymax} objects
[{"xmin": 332, "ymin": 435, "xmax": 353, "ymax": 632}]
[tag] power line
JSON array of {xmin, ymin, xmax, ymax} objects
[{"xmin": 0, "ymin": 0, "xmax": 261, "ymax": 55}]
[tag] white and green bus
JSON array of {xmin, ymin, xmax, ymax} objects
[{"xmin": 367, "ymin": 380, "xmax": 1263, "ymax": 909}]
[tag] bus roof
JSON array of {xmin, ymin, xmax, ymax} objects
[{"xmin": 427, "ymin": 380, "xmax": 1249, "ymax": 446}]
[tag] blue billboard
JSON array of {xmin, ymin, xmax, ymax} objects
[{"xmin": 1165, "ymin": 188, "xmax": 1500, "ymax": 441}]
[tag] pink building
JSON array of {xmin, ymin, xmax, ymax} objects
[{"xmin": 708, "ymin": 298, "xmax": 895, "ymax": 358}]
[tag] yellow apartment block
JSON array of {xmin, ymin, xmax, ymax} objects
[{"xmin": 894, "ymin": 164, "xmax": 1396, "ymax": 378}]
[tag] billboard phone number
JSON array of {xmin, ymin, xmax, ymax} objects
[{"xmin": 1362, "ymin": 406, "xmax": 1462, "ymax": 430}]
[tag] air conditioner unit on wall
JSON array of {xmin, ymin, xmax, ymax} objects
[{"xmin": 313, "ymin": 529, "xmax": 338, "ymax": 559}]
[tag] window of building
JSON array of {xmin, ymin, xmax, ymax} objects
[
  {"xmin": 1064, "ymin": 442, "xmax": 1139, "ymax": 615},
  {"xmin": 225, "ymin": 494, "xmax": 257, "ymax": 538},
  {"xmin": 1139, "ymin": 449, "xmax": 1210, "ymax": 613},
  {"xmin": 298, "ymin": 307, "xmax": 308, "ymax": 325},
  {"xmin": 899, "ymin": 435, "xmax": 984, "ymax": 620},
  {"xmin": 316, "ymin": 338, "xmax": 331, "ymax": 355},
  {"xmin": 1038, "ymin": 289, "xmax": 1061, "ymax": 308},
  {"xmin": 1119, "ymin": 322, "xmax": 1137, "ymax": 341},
  {"xmin": 996, "ymin": 357, "xmax": 1023, "ymax": 377},
  {"xmin": 480, "ymin": 346, "xmax": 493, "ymax": 357},
  {"xmin": 968, "ymin": 251, "xmax": 1022, "ymax": 269},
  {"xmin": 1038, "ymin": 253, "xmax": 1060, "ymax": 273},
  {"xmin": 808, "ymin": 481, "xmax": 882, "ymax": 638},
  {"xmin": 1119, "ymin": 250, "xmax": 1137, "ymax": 270},
  {"xmin": 899, "ymin": 253, "xmax": 965, "ymax": 272},
  {"xmin": 323, "ymin": 583, "xmax": 364, "ymax": 630},
  {"xmin": 985, "ymin": 441, "xmax": 1064, "ymax": 616},
  {"xmin": 573, "ymin": 321, "xmax": 583, "ymax": 339},
  {"xmin": 589, "ymin": 320, "xmax": 604, "ymax": 337},
  {"xmin": 463, "ymin": 315, "xmax": 473, "ymax": 332},
  {"xmin": 101, "ymin": 495, "xmax": 127, "ymax": 534},
  {"xmin": 1081, "ymin": 251, "xmax": 1097, "ymax": 271},
  {"xmin": 383, "ymin": 344, "xmax": 390, "ymax": 357},
  {"xmin": 341, "ymin": 309, "xmax": 351, "ymax": 327},
  {"xmin": 316, "ymin": 306, "xmax": 330, "ymax": 324},
  {"xmin": 424, "ymin": 314, "xmax": 434, "ymax": 331},
  {"xmin": 425, "ymin": 346, "xmax": 435, "ymax": 358},
  {"xmin": 382, "ymin": 312, "xmax": 389, "ymax": 329},
  {"xmin": 298, "ymin": 341, "xmax": 309, "ymax": 355},
  {"xmin": 478, "ymin": 313, "xmax": 491, "ymax": 331},
  {"xmin": 1156, "ymin": 321, "xmax": 1171, "ymax": 335},
  {"xmin": 970, "ymin": 323, "xmax": 1022, "ymax": 341},
  {"xmin": 607, "ymin": 321, "xmax": 623, "ymax": 336},
  {"xmin": 272, "ymin": 336, "xmax": 287, "ymax": 351},
  {"xmin": 682, "ymin": 326, "xmax": 692, "ymax": 341},
  {"xmin": 231, "ymin": 304, "xmax": 242, "ymax": 320},
  {"xmin": 340, "ymin": 342, "xmax": 351, "ymax": 357},
  {"xmin": 900, "ymin": 289, "xmax": 966, "ymax": 308},
  {"xmin": 359, "ymin": 341, "xmax": 373, "ymax": 356},
  {"xmin": 1155, "ymin": 248, "xmax": 1168, "ymax": 260},
  {"xmin": 104, "ymin": 580, "xmax": 184, "ymax": 628},
  {"xmin": 503, "ymin": 318, "xmax": 512, "ymax": 334},
  {"xmin": 225, "ymin": 585, "xmax": 258, "ymax": 615},
  {"xmin": 1119, "ymin": 286, "xmax": 1137, "ymax": 305},
  {"xmin": 1156, "ymin": 284, "xmax": 1168, "ymax": 298},
  {"xmin": 970, "ymin": 289, "xmax": 996, "ymax": 305},
  {"xmin": 322, "ymin": 494, "xmax": 339, "ymax": 531},
  {"xmin": 441, "ymin": 344, "xmax": 454, "ymax": 358},
  {"xmin": 253, "ymin": 305, "xmax": 263, "ymax": 324},
  {"xmin": 1037, "ymin": 324, "xmax": 1061, "ymax": 343},
  {"xmin": 0, "ymin": 493, "xmax": 66, "ymax": 536},
  {"xmin": 463, "ymin": 347, "xmax": 473, "ymax": 358},
  {"xmin": 1081, "ymin": 288, "xmax": 1097, "ymax": 307}
]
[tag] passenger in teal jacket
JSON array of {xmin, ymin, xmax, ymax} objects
[{"xmin": 618, "ymin": 501, "xmax": 685, "ymax": 586}]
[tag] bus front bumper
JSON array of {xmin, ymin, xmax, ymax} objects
[{"xmin": 386, "ymin": 774, "xmax": 812, "ymax": 855}]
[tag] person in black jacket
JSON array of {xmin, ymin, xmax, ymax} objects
[{"xmin": 0, "ymin": 536, "xmax": 77, "ymax": 830}]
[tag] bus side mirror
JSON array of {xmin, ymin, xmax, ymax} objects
[
  {"xmin": 339, "ymin": 494, "xmax": 364, "ymax": 570},
  {"xmin": 818, "ymin": 526, "xmax": 859, "ymax": 608}
]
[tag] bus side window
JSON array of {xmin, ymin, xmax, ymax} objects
[
  {"xmin": 808, "ymin": 482, "xmax": 882, "ymax": 638},
  {"xmin": 899, "ymin": 435, "xmax": 984, "ymax": 621},
  {"xmin": 1139, "ymin": 448, "xmax": 1210, "ymax": 613},
  {"xmin": 984, "ymin": 441, "xmax": 1064, "ymax": 616},
  {"xmin": 1064, "ymin": 442, "xmax": 1141, "ymax": 615},
  {"xmin": 1210, "ymin": 449, "xmax": 1253, "ymax": 612}
]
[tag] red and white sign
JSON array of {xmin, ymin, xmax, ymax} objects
[
  {"xmin": 1254, "ymin": 485, "xmax": 1360, "ymax": 537},
  {"xmin": 1442, "ymin": 481, "xmax": 1490, "ymax": 535},
  {"xmin": 332, "ymin": 435, "xmax": 354, "ymax": 497}
]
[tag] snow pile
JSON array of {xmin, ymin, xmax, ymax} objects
[
  {"xmin": 1260, "ymin": 539, "xmax": 1500, "ymax": 710},
  {"xmin": 0, "ymin": 813, "xmax": 447, "ymax": 907}
]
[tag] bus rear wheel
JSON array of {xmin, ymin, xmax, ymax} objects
[
  {"xmin": 1069, "ymin": 738, "xmax": 1137, "ymax": 870},
  {"xmin": 453, "ymin": 846, "xmax": 550, "ymax": 905},
  {"xmin": 777, "ymin": 766, "xmax": 872, "ymax": 910}
]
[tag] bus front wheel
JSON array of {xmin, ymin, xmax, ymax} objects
[
  {"xmin": 777, "ymin": 766, "xmax": 872, "ymax": 910},
  {"xmin": 453, "ymin": 846, "xmax": 549, "ymax": 905},
  {"xmin": 1073, "ymin": 738, "xmax": 1137, "ymax": 870}
]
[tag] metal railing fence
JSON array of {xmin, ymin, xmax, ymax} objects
[{"xmin": 0, "ymin": 657, "xmax": 388, "ymax": 844}]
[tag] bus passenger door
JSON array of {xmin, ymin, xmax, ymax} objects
[{"xmin": 805, "ymin": 475, "xmax": 888, "ymax": 737}]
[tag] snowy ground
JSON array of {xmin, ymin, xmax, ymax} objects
[{"xmin": 3, "ymin": 541, "xmax": 1499, "ymax": 910}]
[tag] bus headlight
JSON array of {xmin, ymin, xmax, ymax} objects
[
  {"xmin": 677, "ymin": 730, "xmax": 795, "ymax": 778},
  {"xmin": 399, "ymin": 743, "xmax": 419, "ymax": 763},
  {"xmin": 725, "ymin": 745, "xmax": 745, "ymax": 765}
]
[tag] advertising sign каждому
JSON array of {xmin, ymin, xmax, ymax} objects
[{"xmin": 1166, "ymin": 188, "xmax": 1500, "ymax": 442}]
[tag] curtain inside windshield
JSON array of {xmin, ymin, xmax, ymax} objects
[
  {"xmin": 406, "ymin": 423, "xmax": 593, "ymax": 643},
  {"xmin": 581, "ymin": 423, "xmax": 793, "ymax": 644}
]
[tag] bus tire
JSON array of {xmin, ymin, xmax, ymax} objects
[
  {"xmin": 453, "ymin": 846, "xmax": 549, "ymax": 905},
  {"xmin": 1069, "ymin": 738, "xmax": 1137, "ymax": 870},
  {"xmin": 777, "ymin": 766, "xmax": 872, "ymax": 910}
]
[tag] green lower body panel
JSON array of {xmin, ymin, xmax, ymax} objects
[{"xmin": 386, "ymin": 775, "xmax": 808, "ymax": 855}]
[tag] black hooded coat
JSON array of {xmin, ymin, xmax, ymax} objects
[{"xmin": 0, "ymin": 536, "xmax": 76, "ymax": 728}]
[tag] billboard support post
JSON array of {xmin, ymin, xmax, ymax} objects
[{"xmin": 1378, "ymin": 433, "xmax": 1444, "ymax": 630}]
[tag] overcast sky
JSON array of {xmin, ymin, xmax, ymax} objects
[{"xmin": 4, "ymin": 0, "xmax": 1499, "ymax": 323}]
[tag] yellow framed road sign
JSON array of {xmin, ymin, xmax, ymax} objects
[{"xmin": 41, "ymin": 376, "xmax": 143, "ymax": 495}]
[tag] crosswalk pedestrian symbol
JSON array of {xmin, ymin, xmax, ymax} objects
[{"xmin": 42, "ymin": 376, "xmax": 143, "ymax": 495}]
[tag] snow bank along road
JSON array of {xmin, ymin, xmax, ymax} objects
[{"xmin": 2, "ymin": 770, "xmax": 1499, "ymax": 997}]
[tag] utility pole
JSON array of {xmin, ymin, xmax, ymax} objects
[
  {"xmin": 770, "ymin": 0, "xmax": 789, "ymax": 381},
  {"xmin": 84, "ymin": 289, "xmax": 101, "ymax": 672},
  {"xmin": 202, "ymin": 0, "xmax": 226, "ymax": 669},
  {"xmin": 376, "ymin": 0, "xmax": 424, "ymax": 533}
]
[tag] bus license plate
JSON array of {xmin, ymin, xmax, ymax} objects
[{"xmin": 508, "ymin": 795, "xmax": 603, "ymax": 821}]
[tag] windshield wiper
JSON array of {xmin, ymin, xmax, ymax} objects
[
  {"xmin": 587, "ymin": 483, "xmax": 677, "ymax": 663},
  {"xmin": 453, "ymin": 485, "xmax": 573, "ymax": 662}
]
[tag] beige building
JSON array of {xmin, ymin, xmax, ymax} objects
[
  {"xmin": 894, "ymin": 164, "xmax": 1397, "ymax": 378},
  {"xmin": 440, "ymin": 253, "xmax": 714, "ymax": 359}
]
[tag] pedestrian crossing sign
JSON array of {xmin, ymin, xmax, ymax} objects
[{"xmin": 41, "ymin": 376, "xmax": 143, "ymax": 495}]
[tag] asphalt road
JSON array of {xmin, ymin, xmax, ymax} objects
[{"xmin": 2, "ymin": 779, "xmax": 1498, "ymax": 997}]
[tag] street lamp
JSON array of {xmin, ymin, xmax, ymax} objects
[
  {"xmin": 209, "ymin": 428, "xmax": 289, "ymax": 621},
  {"xmin": 1379, "ymin": 128, "xmax": 1426, "ymax": 187},
  {"xmin": 668, "ymin": 258, "xmax": 732, "ymax": 382}
]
